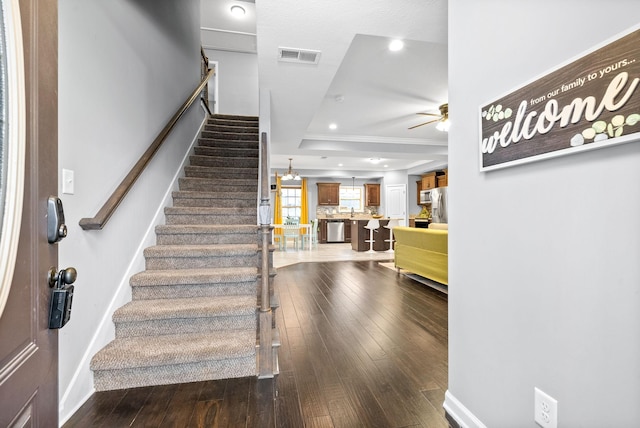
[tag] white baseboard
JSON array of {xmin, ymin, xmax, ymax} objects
[
  {"xmin": 443, "ymin": 390, "xmax": 488, "ymax": 428},
  {"xmin": 58, "ymin": 113, "xmax": 208, "ymax": 426}
]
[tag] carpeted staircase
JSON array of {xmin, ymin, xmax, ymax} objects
[{"xmin": 90, "ymin": 114, "xmax": 264, "ymax": 391}]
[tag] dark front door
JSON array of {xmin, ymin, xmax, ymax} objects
[{"xmin": 0, "ymin": 0, "xmax": 59, "ymax": 425}]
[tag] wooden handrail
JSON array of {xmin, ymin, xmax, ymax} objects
[{"xmin": 79, "ymin": 68, "xmax": 215, "ymax": 230}]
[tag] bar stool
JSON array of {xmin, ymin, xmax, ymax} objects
[
  {"xmin": 364, "ymin": 219, "xmax": 380, "ymax": 253},
  {"xmin": 384, "ymin": 219, "xmax": 400, "ymax": 252}
]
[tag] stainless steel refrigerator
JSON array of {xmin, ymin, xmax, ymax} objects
[{"xmin": 430, "ymin": 186, "xmax": 448, "ymax": 224}]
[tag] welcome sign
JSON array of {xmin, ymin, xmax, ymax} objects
[{"xmin": 480, "ymin": 26, "xmax": 640, "ymax": 171}]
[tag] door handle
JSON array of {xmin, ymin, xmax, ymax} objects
[{"xmin": 48, "ymin": 267, "xmax": 77, "ymax": 329}]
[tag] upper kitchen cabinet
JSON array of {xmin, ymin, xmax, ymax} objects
[
  {"xmin": 364, "ymin": 183, "xmax": 380, "ymax": 206},
  {"xmin": 421, "ymin": 172, "xmax": 437, "ymax": 190},
  {"xmin": 317, "ymin": 183, "xmax": 340, "ymax": 205},
  {"xmin": 437, "ymin": 169, "xmax": 448, "ymax": 187}
]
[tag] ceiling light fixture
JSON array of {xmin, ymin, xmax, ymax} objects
[
  {"xmin": 388, "ymin": 39, "xmax": 404, "ymax": 52},
  {"xmin": 230, "ymin": 5, "xmax": 246, "ymax": 17},
  {"xmin": 329, "ymin": 123, "xmax": 337, "ymax": 130},
  {"xmin": 281, "ymin": 158, "xmax": 301, "ymax": 181}
]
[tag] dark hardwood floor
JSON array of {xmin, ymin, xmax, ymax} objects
[{"xmin": 64, "ymin": 260, "xmax": 448, "ymax": 427}]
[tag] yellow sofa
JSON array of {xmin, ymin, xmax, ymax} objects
[{"xmin": 393, "ymin": 226, "xmax": 448, "ymax": 285}]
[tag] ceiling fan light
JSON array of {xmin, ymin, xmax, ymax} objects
[{"xmin": 437, "ymin": 119, "xmax": 450, "ymax": 132}]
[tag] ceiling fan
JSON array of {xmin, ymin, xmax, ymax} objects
[{"xmin": 409, "ymin": 103, "xmax": 449, "ymax": 131}]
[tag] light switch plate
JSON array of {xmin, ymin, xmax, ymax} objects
[{"xmin": 62, "ymin": 169, "xmax": 74, "ymax": 195}]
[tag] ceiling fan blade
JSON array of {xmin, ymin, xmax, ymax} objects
[
  {"xmin": 416, "ymin": 112, "xmax": 441, "ymax": 117},
  {"xmin": 408, "ymin": 118, "xmax": 440, "ymax": 130}
]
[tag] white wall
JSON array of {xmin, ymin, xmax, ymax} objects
[
  {"xmin": 447, "ymin": 1, "xmax": 640, "ymax": 426},
  {"xmin": 58, "ymin": 0, "xmax": 203, "ymax": 422},
  {"xmin": 205, "ymin": 49, "xmax": 259, "ymax": 115}
]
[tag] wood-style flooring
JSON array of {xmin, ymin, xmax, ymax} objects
[{"xmin": 64, "ymin": 260, "xmax": 448, "ymax": 427}]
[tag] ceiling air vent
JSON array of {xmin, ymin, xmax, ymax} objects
[{"xmin": 278, "ymin": 47, "xmax": 321, "ymax": 65}]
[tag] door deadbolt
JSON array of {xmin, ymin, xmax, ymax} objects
[{"xmin": 47, "ymin": 196, "xmax": 68, "ymax": 243}]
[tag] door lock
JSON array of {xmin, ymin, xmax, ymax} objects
[
  {"xmin": 48, "ymin": 267, "xmax": 77, "ymax": 329},
  {"xmin": 47, "ymin": 196, "xmax": 68, "ymax": 243}
]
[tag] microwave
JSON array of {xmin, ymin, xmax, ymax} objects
[{"xmin": 419, "ymin": 190, "xmax": 432, "ymax": 204}]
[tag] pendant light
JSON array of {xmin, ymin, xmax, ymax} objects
[{"xmin": 281, "ymin": 158, "xmax": 301, "ymax": 181}]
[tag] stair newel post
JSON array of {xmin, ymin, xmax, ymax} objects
[{"xmin": 258, "ymin": 131, "xmax": 275, "ymax": 378}]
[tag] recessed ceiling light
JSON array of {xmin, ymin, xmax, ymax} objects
[
  {"xmin": 329, "ymin": 123, "xmax": 337, "ymax": 130},
  {"xmin": 338, "ymin": 163, "xmax": 343, "ymax": 167},
  {"xmin": 369, "ymin": 158, "xmax": 382, "ymax": 164},
  {"xmin": 388, "ymin": 39, "xmax": 404, "ymax": 52},
  {"xmin": 384, "ymin": 165, "xmax": 388, "ymax": 168},
  {"xmin": 230, "ymin": 5, "xmax": 246, "ymax": 17}
]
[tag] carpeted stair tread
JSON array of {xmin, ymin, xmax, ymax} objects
[
  {"xmin": 165, "ymin": 206, "xmax": 253, "ymax": 215},
  {"xmin": 90, "ymin": 330, "xmax": 256, "ymax": 371},
  {"xmin": 130, "ymin": 267, "xmax": 258, "ymax": 287},
  {"xmin": 201, "ymin": 131, "xmax": 258, "ymax": 141},
  {"xmin": 156, "ymin": 224, "xmax": 258, "ymax": 235},
  {"xmin": 178, "ymin": 177, "xmax": 258, "ymax": 191},
  {"xmin": 194, "ymin": 146, "xmax": 258, "ymax": 157},
  {"xmin": 183, "ymin": 166, "xmax": 258, "ymax": 180},
  {"xmin": 197, "ymin": 138, "xmax": 259, "ymax": 150},
  {"xmin": 144, "ymin": 244, "xmax": 257, "ymax": 258},
  {"xmin": 113, "ymin": 295, "xmax": 256, "ymax": 322},
  {"xmin": 172, "ymin": 190, "xmax": 256, "ymax": 200}
]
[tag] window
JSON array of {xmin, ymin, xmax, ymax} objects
[
  {"xmin": 339, "ymin": 186, "xmax": 362, "ymax": 213},
  {"xmin": 281, "ymin": 187, "xmax": 301, "ymax": 220}
]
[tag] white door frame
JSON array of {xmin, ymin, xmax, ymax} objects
[{"xmin": 208, "ymin": 60, "xmax": 218, "ymax": 114}]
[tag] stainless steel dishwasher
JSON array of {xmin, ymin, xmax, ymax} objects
[{"xmin": 326, "ymin": 220, "xmax": 345, "ymax": 243}]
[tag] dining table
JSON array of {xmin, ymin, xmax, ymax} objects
[{"xmin": 272, "ymin": 223, "xmax": 312, "ymax": 250}]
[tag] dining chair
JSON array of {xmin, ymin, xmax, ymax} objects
[
  {"xmin": 283, "ymin": 217, "xmax": 300, "ymax": 250},
  {"xmin": 301, "ymin": 219, "xmax": 317, "ymax": 249}
]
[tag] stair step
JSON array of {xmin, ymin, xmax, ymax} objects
[
  {"xmin": 144, "ymin": 244, "xmax": 258, "ymax": 270},
  {"xmin": 197, "ymin": 138, "xmax": 259, "ymax": 150},
  {"xmin": 172, "ymin": 190, "xmax": 256, "ymax": 208},
  {"xmin": 204, "ymin": 124, "xmax": 258, "ymax": 134},
  {"xmin": 189, "ymin": 154, "xmax": 258, "ymax": 169},
  {"xmin": 156, "ymin": 224, "xmax": 258, "ymax": 245},
  {"xmin": 183, "ymin": 165, "xmax": 258, "ymax": 180},
  {"xmin": 164, "ymin": 206, "xmax": 256, "ymax": 225},
  {"xmin": 130, "ymin": 267, "xmax": 258, "ymax": 299},
  {"xmin": 90, "ymin": 330, "xmax": 256, "ymax": 391},
  {"xmin": 201, "ymin": 130, "xmax": 258, "ymax": 141},
  {"xmin": 113, "ymin": 295, "xmax": 256, "ymax": 338},
  {"xmin": 178, "ymin": 177, "xmax": 257, "ymax": 193},
  {"xmin": 209, "ymin": 114, "xmax": 258, "ymax": 123},
  {"xmin": 194, "ymin": 146, "xmax": 258, "ymax": 158}
]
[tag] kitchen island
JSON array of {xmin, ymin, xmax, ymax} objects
[{"xmin": 350, "ymin": 219, "xmax": 390, "ymax": 251}]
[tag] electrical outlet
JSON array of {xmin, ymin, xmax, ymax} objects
[{"xmin": 534, "ymin": 387, "xmax": 557, "ymax": 428}]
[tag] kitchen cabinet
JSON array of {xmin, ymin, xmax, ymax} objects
[
  {"xmin": 319, "ymin": 219, "xmax": 328, "ymax": 243},
  {"xmin": 421, "ymin": 172, "xmax": 437, "ymax": 190},
  {"xmin": 344, "ymin": 220, "xmax": 351, "ymax": 242},
  {"xmin": 364, "ymin": 183, "xmax": 380, "ymax": 206},
  {"xmin": 317, "ymin": 183, "xmax": 340, "ymax": 205},
  {"xmin": 437, "ymin": 169, "xmax": 448, "ymax": 187},
  {"xmin": 416, "ymin": 180, "xmax": 423, "ymax": 205}
]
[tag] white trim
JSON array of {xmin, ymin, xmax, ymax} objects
[
  {"xmin": 443, "ymin": 390, "xmax": 488, "ymax": 428},
  {"xmin": 302, "ymin": 133, "xmax": 446, "ymax": 146},
  {"xmin": 0, "ymin": 0, "xmax": 26, "ymax": 319},
  {"xmin": 58, "ymin": 115, "xmax": 208, "ymax": 425}
]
